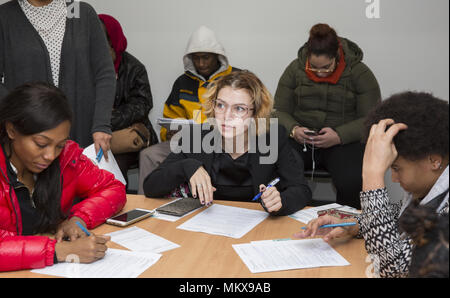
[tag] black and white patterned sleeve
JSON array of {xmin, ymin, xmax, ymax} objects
[{"xmin": 355, "ymin": 188, "xmax": 412, "ymax": 278}]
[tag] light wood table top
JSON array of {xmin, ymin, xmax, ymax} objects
[{"xmin": 0, "ymin": 195, "xmax": 369, "ymax": 278}]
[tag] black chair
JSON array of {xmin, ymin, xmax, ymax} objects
[
  {"xmin": 125, "ymin": 163, "xmax": 139, "ymax": 194},
  {"xmin": 304, "ymin": 168, "xmax": 332, "ymax": 179},
  {"xmin": 304, "ymin": 167, "xmax": 335, "ymax": 206}
]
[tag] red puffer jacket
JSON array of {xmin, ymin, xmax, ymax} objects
[{"xmin": 0, "ymin": 141, "xmax": 126, "ymax": 271}]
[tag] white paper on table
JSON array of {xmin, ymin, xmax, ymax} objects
[
  {"xmin": 82, "ymin": 143, "xmax": 126, "ymax": 185},
  {"xmin": 177, "ymin": 204, "xmax": 268, "ymax": 239},
  {"xmin": 232, "ymin": 238, "xmax": 350, "ymax": 273},
  {"xmin": 288, "ymin": 203, "xmax": 343, "ymax": 224},
  {"xmin": 106, "ymin": 226, "xmax": 180, "ymax": 253},
  {"xmin": 32, "ymin": 249, "xmax": 161, "ymax": 278}
]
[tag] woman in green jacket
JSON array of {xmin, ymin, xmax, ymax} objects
[{"xmin": 274, "ymin": 23, "xmax": 381, "ymax": 209}]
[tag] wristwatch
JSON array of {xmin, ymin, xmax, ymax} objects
[{"xmin": 290, "ymin": 126, "xmax": 299, "ymax": 138}]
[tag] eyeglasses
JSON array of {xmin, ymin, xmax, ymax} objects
[
  {"xmin": 214, "ymin": 99, "xmax": 254, "ymax": 118},
  {"xmin": 306, "ymin": 58, "xmax": 336, "ymax": 73}
]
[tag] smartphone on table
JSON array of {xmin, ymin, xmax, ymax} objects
[{"xmin": 106, "ymin": 208, "xmax": 154, "ymax": 226}]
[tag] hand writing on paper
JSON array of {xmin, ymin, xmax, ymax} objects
[
  {"xmin": 55, "ymin": 234, "xmax": 111, "ymax": 263},
  {"xmin": 293, "ymin": 215, "xmax": 359, "ymax": 243}
]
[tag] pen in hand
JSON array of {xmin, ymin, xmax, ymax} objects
[
  {"xmin": 76, "ymin": 221, "xmax": 91, "ymax": 236},
  {"xmin": 300, "ymin": 222, "xmax": 356, "ymax": 230},
  {"xmin": 96, "ymin": 147, "xmax": 104, "ymax": 163},
  {"xmin": 252, "ymin": 177, "xmax": 280, "ymax": 201}
]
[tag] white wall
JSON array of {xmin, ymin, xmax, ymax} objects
[{"xmin": 2, "ymin": 0, "xmax": 449, "ymax": 200}]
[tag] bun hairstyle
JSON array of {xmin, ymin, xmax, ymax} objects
[
  {"xmin": 307, "ymin": 23, "xmax": 339, "ymax": 58},
  {"xmin": 399, "ymin": 204, "xmax": 449, "ymax": 278}
]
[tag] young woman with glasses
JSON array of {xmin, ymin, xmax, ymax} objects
[
  {"xmin": 143, "ymin": 70, "xmax": 312, "ymax": 216},
  {"xmin": 273, "ymin": 23, "xmax": 381, "ymax": 209}
]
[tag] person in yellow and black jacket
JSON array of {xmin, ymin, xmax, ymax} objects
[{"xmin": 138, "ymin": 25, "xmax": 239, "ymax": 194}]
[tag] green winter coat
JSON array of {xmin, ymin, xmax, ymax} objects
[{"xmin": 273, "ymin": 37, "xmax": 381, "ymax": 144}]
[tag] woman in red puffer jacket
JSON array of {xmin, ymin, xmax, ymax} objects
[{"xmin": 0, "ymin": 83, "xmax": 126, "ymax": 272}]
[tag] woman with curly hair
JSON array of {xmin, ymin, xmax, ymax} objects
[{"xmin": 295, "ymin": 91, "xmax": 448, "ymax": 277}]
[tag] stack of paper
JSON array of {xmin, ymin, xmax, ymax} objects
[
  {"xmin": 232, "ymin": 238, "xmax": 350, "ymax": 273},
  {"xmin": 177, "ymin": 204, "xmax": 268, "ymax": 238},
  {"xmin": 289, "ymin": 203, "xmax": 360, "ymax": 224}
]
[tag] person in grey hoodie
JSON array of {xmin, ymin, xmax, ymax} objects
[
  {"xmin": 0, "ymin": 0, "xmax": 115, "ymax": 157},
  {"xmin": 138, "ymin": 25, "xmax": 239, "ymax": 195}
]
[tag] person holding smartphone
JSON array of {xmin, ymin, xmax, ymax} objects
[
  {"xmin": 0, "ymin": 83, "xmax": 126, "ymax": 272},
  {"xmin": 273, "ymin": 23, "xmax": 381, "ymax": 209}
]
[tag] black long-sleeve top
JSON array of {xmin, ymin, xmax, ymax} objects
[{"xmin": 143, "ymin": 124, "xmax": 312, "ymax": 216}]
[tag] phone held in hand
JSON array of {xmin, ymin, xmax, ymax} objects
[
  {"xmin": 304, "ymin": 129, "xmax": 318, "ymax": 136},
  {"xmin": 106, "ymin": 208, "xmax": 154, "ymax": 226}
]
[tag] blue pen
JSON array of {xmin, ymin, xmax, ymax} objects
[
  {"xmin": 252, "ymin": 177, "xmax": 280, "ymax": 201},
  {"xmin": 300, "ymin": 222, "xmax": 356, "ymax": 230},
  {"xmin": 96, "ymin": 147, "xmax": 103, "ymax": 163},
  {"xmin": 76, "ymin": 221, "xmax": 91, "ymax": 236}
]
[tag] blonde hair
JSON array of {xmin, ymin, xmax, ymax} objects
[{"xmin": 202, "ymin": 70, "xmax": 274, "ymax": 135}]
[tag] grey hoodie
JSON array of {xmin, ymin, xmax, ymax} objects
[{"xmin": 182, "ymin": 25, "xmax": 229, "ymax": 81}]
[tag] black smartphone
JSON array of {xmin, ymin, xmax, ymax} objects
[{"xmin": 304, "ymin": 129, "xmax": 318, "ymax": 136}]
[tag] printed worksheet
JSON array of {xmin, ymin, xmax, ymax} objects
[
  {"xmin": 232, "ymin": 238, "xmax": 350, "ymax": 273},
  {"xmin": 177, "ymin": 204, "xmax": 268, "ymax": 238},
  {"xmin": 106, "ymin": 226, "xmax": 180, "ymax": 253},
  {"xmin": 32, "ymin": 249, "xmax": 161, "ymax": 278}
]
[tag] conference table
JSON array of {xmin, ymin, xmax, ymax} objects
[{"xmin": 0, "ymin": 195, "xmax": 370, "ymax": 278}]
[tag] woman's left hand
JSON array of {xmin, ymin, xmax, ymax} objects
[
  {"xmin": 259, "ymin": 185, "xmax": 282, "ymax": 213},
  {"xmin": 55, "ymin": 217, "xmax": 89, "ymax": 242},
  {"xmin": 309, "ymin": 127, "xmax": 341, "ymax": 148}
]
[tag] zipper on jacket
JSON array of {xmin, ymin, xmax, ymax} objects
[
  {"xmin": 0, "ymin": 166, "xmax": 20, "ymax": 235},
  {"xmin": 9, "ymin": 184, "xmax": 20, "ymax": 235}
]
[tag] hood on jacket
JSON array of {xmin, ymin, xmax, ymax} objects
[
  {"xmin": 183, "ymin": 26, "xmax": 229, "ymax": 80},
  {"xmin": 98, "ymin": 14, "xmax": 127, "ymax": 74},
  {"xmin": 297, "ymin": 37, "xmax": 364, "ymax": 68}
]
